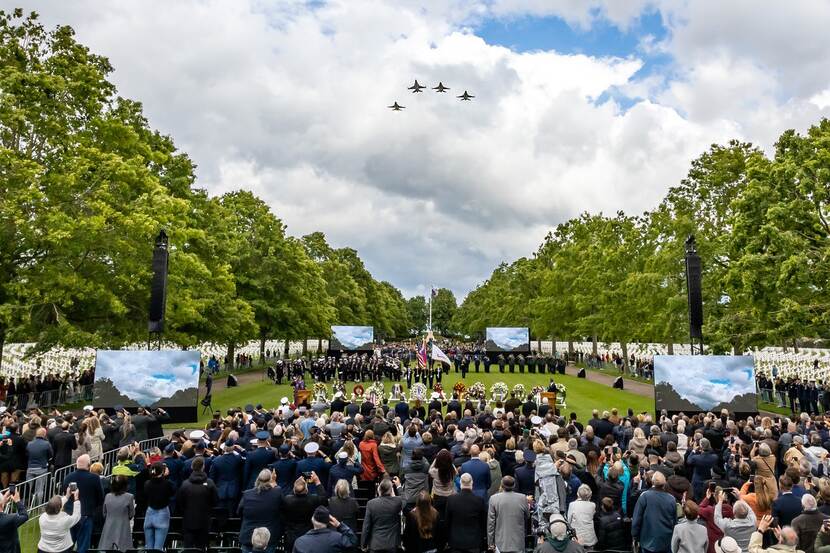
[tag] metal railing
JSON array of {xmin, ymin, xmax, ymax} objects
[{"xmin": 1, "ymin": 384, "xmax": 94, "ymax": 411}]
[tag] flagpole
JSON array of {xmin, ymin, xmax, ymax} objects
[{"xmin": 428, "ymin": 285, "xmax": 433, "ymax": 332}]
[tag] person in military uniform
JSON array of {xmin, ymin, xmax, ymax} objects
[
  {"xmin": 483, "ymin": 354, "xmax": 490, "ymax": 374},
  {"xmin": 508, "ymin": 353, "xmax": 515, "ymax": 373},
  {"xmin": 473, "ymin": 353, "xmax": 480, "ymax": 373},
  {"xmin": 527, "ymin": 354, "xmax": 535, "ymax": 374},
  {"xmin": 517, "ymin": 353, "xmax": 525, "ymax": 373},
  {"xmin": 498, "ymin": 353, "xmax": 505, "ymax": 374}
]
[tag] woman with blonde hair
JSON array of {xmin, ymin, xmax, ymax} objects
[
  {"xmin": 378, "ymin": 431, "xmax": 401, "ymax": 477},
  {"xmin": 86, "ymin": 416, "xmax": 105, "ymax": 460},
  {"xmin": 676, "ymin": 420, "xmax": 689, "ymax": 456},
  {"xmin": 629, "ymin": 427, "xmax": 648, "ymax": 457},
  {"xmin": 750, "ymin": 442, "xmax": 777, "ymax": 516}
]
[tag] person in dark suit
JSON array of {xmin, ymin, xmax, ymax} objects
[
  {"xmin": 131, "ymin": 407, "xmax": 157, "ymax": 442},
  {"xmin": 0, "ymin": 489, "xmax": 26, "ymax": 553},
  {"xmin": 238, "ymin": 468, "xmax": 284, "ymax": 553},
  {"xmin": 361, "ymin": 478, "xmax": 405, "ymax": 553},
  {"xmin": 209, "ymin": 440, "xmax": 244, "ymax": 515},
  {"xmin": 445, "ymin": 473, "xmax": 487, "ymax": 553},
  {"xmin": 176, "ymin": 456, "xmax": 219, "ymax": 550},
  {"xmin": 459, "ymin": 446, "xmax": 491, "ymax": 500},
  {"xmin": 772, "ymin": 474, "xmax": 803, "ymax": 526},
  {"xmin": 51, "ymin": 422, "xmax": 77, "ymax": 470},
  {"xmin": 283, "ymin": 473, "xmax": 328, "ymax": 553},
  {"xmin": 243, "ymin": 432, "xmax": 276, "ymax": 491},
  {"xmin": 145, "ymin": 408, "xmax": 170, "ymax": 440}
]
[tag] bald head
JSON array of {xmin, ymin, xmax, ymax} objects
[
  {"xmin": 651, "ymin": 471, "xmax": 666, "ymax": 488},
  {"xmin": 76, "ymin": 454, "xmax": 91, "ymax": 470},
  {"xmin": 779, "ymin": 527, "xmax": 798, "ymax": 547}
]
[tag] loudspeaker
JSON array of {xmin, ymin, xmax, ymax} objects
[
  {"xmin": 148, "ymin": 231, "xmax": 169, "ymax": 333},
  {"xmin": 227, "ymin": 374, "xmax": 238, "ymax": 388},
  {"xmin": 685, "ymin": 237, "xmax": 703, "ymax": 339},
  {"xmin": 577, "ymin": 368, "xmax": 586, "ymax": 378},
  {"xmin": 613, "ymin": 377, "xmax": 624, "ymax": 390}
]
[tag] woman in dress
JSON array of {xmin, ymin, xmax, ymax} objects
[
  {"xmin": 86, "ymin": 416, "xmax": 105, "ymax": 461},
  {"xmin": 98, "ymin": 475, "xmax": 135, "ymax": 551}
]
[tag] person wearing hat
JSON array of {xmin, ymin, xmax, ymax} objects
[
  {"xmin": 270, "ymin": 444, "xmax": 298, "ymax": 494},
  {"xmin": 534, "ymin": 513, "xmax": 585, "ymax": 553},
  {"xmin": 209, "ymin": 439, "xmax": 244, "ymax": 516},
  {"xmin": 293, "ymin": 505, "xmax": 357, "ymax": 553},
  {"xmin": 181, "ymin": 435, "xmax": 213, "ymax": 480},
  {"xmin": 428, "ymin": 393, "xmax": 442, "ymax": 415},
  {"xmin": 330, "ymin": 392, "xmax": 347, "ymax": 416},
  {"xmin": 297, "ymin": 441, "xmax": 332, "ymax": 492},
  {"xmin": 328, "ymin": 451, "xmax": 362, "ymax": 494},
  {"xmin": 243, "ymin": 431, "xmax": 276, "ymax": 491}
]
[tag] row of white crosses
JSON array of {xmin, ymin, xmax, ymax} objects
[{"xmin": 0, "ymin": 340, "xmax": 328, "ymax": 383}]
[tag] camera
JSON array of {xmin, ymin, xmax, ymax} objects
[{"xmin": 302, "ymin": 471, "xmax": 312, "ymax": 480}]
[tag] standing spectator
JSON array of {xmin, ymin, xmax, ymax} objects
[
  {"xmin": 37, "ymin": 491, "xmax": 81, "ymax": 553},
  {"xmin": 535, "ymin": 514, "xmax": 586, "ymax": 553},
  {"xmin": 773, "ymin": 475, "xmax": 803, "ymax": 527},
  {"xmin": 377, "ymin": 432, "xmax": 401, "ymax": 478},
  {"xmin": 595, "ymin": 497, "xmax": 628, "ymax": 551},
  {"xmin": 238, "ymin": 469, "xmax": 284, "ymax": 553},
  {"xmin": 567, "ymin": 484, "xmax": 597, "ymax": 548},
  {"xmin": 403, "ymin": 491, "xmax": 441, "ymax": 553},
  {"xmin": 749, "ymin": 514, "xmax": 801, "ymax": 553},
  {"xmin": 358, "ymin": 430, "xmax": 385, "ymax": 497},
  {"xmin": 62, "ymin": 454, "xmax": 104, "ymax": 553},
  {"xmin": 26, "ymin": 427, "xmax": 52, "ymax": 505},
  {"xmin": 446, "ymin": 473, "xmax": 487, "ymax": 553},
  {"xmin": 98, "ymin": 475, "xmax": 135, "ymax": 551},
  {"xmin": 0, "ymin": 489, "xmax": 26, "ymax": 553},
  {"xmin": 210, "ymin": 439, "xmax": 244, "ymax": 515},
  {"xmin": 487, "ymin": 476, "xmax": 530, "ymax": 553},
  {"xmin": 632, "ymin": 472, "xmax": 677, "ymax": 553},
  {"xmin": 283, "ymin": 473, "xmax": 327, "ymax": 553},
  {"xmin": 715, "ymin": 498, "xmax": 757, "ymax": 553},
  {"xmin": 483, "ymin": 451, "xmax": 503, "ymax": 498},
  {"xmin": 687, "ymin": 438, "xmax": 718, "ymax": 501},
  {"xmin": 461, "ymin": 445, "xmax": 492, "ymax": 500},
  {"xmin": 131, "ymin": 407, "xmax": 156, "ymax": 442},
  {"xmin": 671, "ymin": 500, "xmax": 708, "ymax": 553},
  {"xmin": 361, "ymin": 478, "xmax": 405, "ymax": 553},
  {"xmin": 292, "ymin": 506, "xmax": 358, "ymax": 553},
  {"xmin": 52, "ymin": 422, "xmax": 77, "ymax": 470},
  {"xmin": 792, "ymin": 494, "xmax": 826, "ymax": 553},
  {"xmin": 402, "ymin": 449, "xmax": 430, "ymax": 507},
  {"xmin": 85, "ymin": 417, "xmax": 105, "ymax": 461},
  {"xmin": 428, "ymin": 449, "xmax": 457, "ymax": 516},
  {"xmin": 328, "ymin": 479, "xmax": 360, "ymax": 534},
  {"xmin": 176, "ymin": 456, "xmax": 219, "ymax": 550},
  {"xmin": 144, "ymin": 462, "xmax": 175, "ymax": 551}
]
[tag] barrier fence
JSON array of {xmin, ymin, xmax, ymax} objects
[
  {"xmin": 3, "ymin": 437, "xmax": 163, "ymax": 549},
  {"xmin": 1, "ymin": 384, "xmax": 94, "ymax": 412}
]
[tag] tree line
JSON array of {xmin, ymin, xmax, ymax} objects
[
  {"xmin": 0, "ymin": 11, "xmax": 414, "ymax": 361},
  {"xmin": 454, "ymin": 126, "xmax": 830, "ymax": 358}
]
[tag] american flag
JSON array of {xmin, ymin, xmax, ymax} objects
[{"xmin": 417, "ymin": 339, "xmax": 428, "ymax": 368}]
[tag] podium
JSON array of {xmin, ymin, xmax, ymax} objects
[{"xmin": 540, "ymin": 391, "xmax": 556, "ymax": 407}]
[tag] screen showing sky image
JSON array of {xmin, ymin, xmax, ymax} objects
[
  {"xmin": 331, "ymin": 326, "xmax": 374, "ymax": 350},
  {"xmin": 654, "ymin": 355, "xmax": 755, "ymax": 411},
  {"xmin": 485, "ymin": 327, "xmax": 529, "ymax": 352},
  {"xmin": 94, "ymin": 350, "xmax": 200, "ymax": 407}
]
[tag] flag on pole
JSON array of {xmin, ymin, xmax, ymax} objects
[
  {"xmin": 431, "ymin": 343, "xmax": 452, "ymax": 366},
  {"xmin": 417, "ymin": 340, "xmax": 428, "ymax": 368}
]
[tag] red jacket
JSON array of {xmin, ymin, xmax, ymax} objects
[{"xmin": 359, "ymin": 439, "xmax": 385, "ymax": 481}]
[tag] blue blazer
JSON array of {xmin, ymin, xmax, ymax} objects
[
  {"xmin": 209, "ymin": 452, "xmax": 244, "ymax": 500},
  {"xmin": 243, "ymin": 448, "xmax": 276, "ymax": 491},
  {"xmin": 460, "ymin": 458, "xmax": 491, "ymax": 499}
]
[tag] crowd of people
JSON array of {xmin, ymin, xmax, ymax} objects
[{"xmin": 4, "ymin": 386, "xmax": 830, "ymax": 553}]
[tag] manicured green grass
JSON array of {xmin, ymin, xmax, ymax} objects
[
  {"xmin": 166, "ymin": 369, "xmax": 654, "ymax": 429},
  {"xmin": 758, "ymin": 401, "xmax": 793, "ymax": 417},
  {"xmin": 576, "ymin": 362, "xmax": 653, "ymax": 384}
]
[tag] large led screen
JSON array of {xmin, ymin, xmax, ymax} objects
[
  {"xmin": 330, "ymin": 326, "xmax": 374, "ymax": 351},
  {"xmin": 485, "ymin": 327, "xmax": 530, "ymax": 352},
  {"xmin": 94, "ymin": 350, "xmax": 200, "ymax": 410},
  {"xmin": 654, "ymin": 355, "xmax": 757, "ymax": 414}
]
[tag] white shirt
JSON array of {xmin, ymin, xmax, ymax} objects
[{"xmin": 38, "ymin": 499, "xmax": 81, "ymax": 553}]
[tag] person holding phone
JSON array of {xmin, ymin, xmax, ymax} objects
[
  {"xmin": 0, "ymin": 488, "xmax": 26, "ymax": 553},
  {"xmin": 37, "ymin": 489, "xmax": 81, "ymax": 553},
  {"xmin": 61, "ymin": 454, "xmax": 104, "ymax": 553}
]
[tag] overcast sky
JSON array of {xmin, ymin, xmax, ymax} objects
[
  {"xmin": 654, "ymin": 355, "xmax": 755, "ymax": 410},
  {"xmin": 16, "ymin": 1, "xmax": 830, "ymax": 299}
]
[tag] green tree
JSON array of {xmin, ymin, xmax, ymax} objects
[
  {"xmin": 406, "ymin": 296, "xmax": 428, "ymax": 335},
  {"xmin": 430, "ymin": 288, "xmax": 457, "ymax": 336}
]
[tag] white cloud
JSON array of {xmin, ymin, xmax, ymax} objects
[{"xmin": 12, "ymin": 0, "xmax": 830, "ymax": 300}]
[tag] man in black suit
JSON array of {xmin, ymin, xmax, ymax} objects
[
  {"xmin": 52, "ymin": 421, "xmax": 77, "ymax": 470},
  {"xmin": 772, "ymin": 474, "xmax": 803, "ymax": 526},
  {"xmin": 445, "ymin": 473, "xmax": 487, "ymax": 553}
]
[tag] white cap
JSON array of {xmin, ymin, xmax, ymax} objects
[
  {"xmin": 430, "ymin": 392, "xmax": 439, "ymax": 400},
  {"xmin": 334, "ymin": 391, "xmax": 343, "ymax": 398},
  {"xmin": 280, "ymin": 397, "xmax": 289, "ymax": 405},
  {"xmin": 337, "ymin": 451, "xmax": 348, "ymax": 460},
  {"xmin": 189, "ymin": 430, "xmax": 205, "ymax": 441},
  {"xmin": 250, "ymin": 439, "xmax": 258, "ymax": 446},
  {"xmin": 531, "ymin": 416, "xmax": 543, "ymax": 426},
  {"xmin": 83, "ymin": 405, "xmax": 94, "ymax": 411},
  {"xmin": 550, "ymin": 513, "xmax": 566, "ymax": 525},
  {"xmin": 304, "ymin": 442, "xmax": 320, "ymax": 455}
]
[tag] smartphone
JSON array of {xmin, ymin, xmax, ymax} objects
[
  {"xmin": 707, "ymin": 481, "xmax": 717, "ymax": 492},
  {"xmin": 69, "ymin": 482, "xmax": 78, "ymax": 493},
  {"xmin": 8, "ymin": 483, "xmax": 15, "ymax": 495},
  {"xmin": 302, "ymin": 471, "xmax": 312, "ymax": 480}
]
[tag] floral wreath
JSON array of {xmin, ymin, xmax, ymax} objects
[
  {"xmin": 468, "ymin": 382, "xmax": 486, "ymax": 400},
  {"xmin": 490, "ymin": 381, "xmax": 508, "ymax": 400},
  {"xmin": 432, "ymin": 382, "xmax": 444, "ymax": 396},
  {"xmin": 453, "ymin": 381, "xmax": 466, "ymax": 396},
  {"xmin": 353, "ymin": 384, "xmax": 365, "ymax": 398},
  {"xmin": 512, "ymin": 383, "xmax": 526, "ymax": 398},
  {"xmin": 313, "ymin": 382, "xmax": 328, "ymax": 399},
  {"xmin": 410, "ymin": 382, "xmax": 427, "ymax": 402}
]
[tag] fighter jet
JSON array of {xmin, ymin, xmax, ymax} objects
[
  {"xmin": 433, "ymin": 82, "xmax": 450, "ymax": 93},
  {"xmin": 408, "ymin": 80, "xmax": 426, "ymax": 93},
  {"xmin": 457, "ymin": 90, "xmax": 475, "ymax": 101},
  {"xmin": 388, "ymin": 102, "xmax": 405, "ymax": 111}
]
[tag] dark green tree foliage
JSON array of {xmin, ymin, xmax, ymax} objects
[{"xmin": 0, "ymin": 11, "xmax": 409, "ymax": 353}]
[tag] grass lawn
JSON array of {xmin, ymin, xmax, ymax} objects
[
  {"xmin": 758, "ymin": 401, "xmax": 793, "ymax": 417},
  {"xmin": 576, "ymin": 362, "xmax": 653, "ymax": 385},
  {"xmin": 165, "ymin": 369, "xmax": 654, "ymax": 430}
]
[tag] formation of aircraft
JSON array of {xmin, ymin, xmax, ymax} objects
[{"xmin": 389, "ymin": 80, "xmax": 474, "ymax": 111}]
